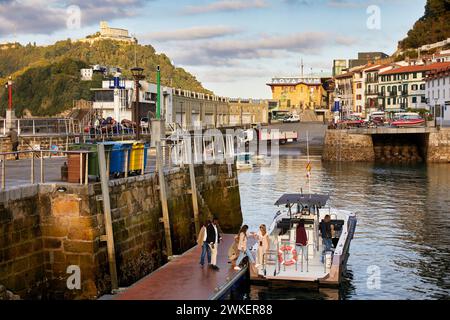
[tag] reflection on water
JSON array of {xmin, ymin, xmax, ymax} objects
[{"xmin": 238, "ymin": 155, "xmax": 450, "ymax": 300}]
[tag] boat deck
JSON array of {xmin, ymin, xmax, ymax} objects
[
  {"xmin": 111, "ymin": 234, "xmax": 250, "ymax": 300},
  {"xmin": 259, "ymin": 243, "xmax": 329, "ymax": 282}
]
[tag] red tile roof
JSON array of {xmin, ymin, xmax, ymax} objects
[
  {"xmin": 379, "ymin": 62, "xmax": 450, "ymax": 75},
  {"xmin": 334, "ymin": 72, "xmax": 354, "ymax": 79}
]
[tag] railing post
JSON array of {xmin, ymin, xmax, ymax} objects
[
  {"xmin": 79, "ymin": 152, "xmax": 83, "ymax": 185},
  {"xmin": 40, "ymin": 151, "xmax": 44, "ymax": 183},
  {"xmin": 141, "ymin": 146, "xmax": 145, "ymax": 175},
  {"xmin": 85, "ymin": 153, "xmax": 89, "ymax": 186},
  {"xmin": 32, "ymin": 120, "xmax": 36, "ymax": 135},
  {"xmin": 1, "ymin": 155, "xmax": 5, "ymax": 190},
  {"xmin": 31, "ymin": 152, "xmax": 35, "ymax": 184},
  {"xmin": 124, "ymin": 149, "xmax": 129, "ymax": 178}
]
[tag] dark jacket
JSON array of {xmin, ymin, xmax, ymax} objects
[
  {"xmin": 206, "ymin": 223, "xmax": 221, "ymax": 244},
  {"xmin": 296, "ymin": 223, "xmax": 308, "ymax": 246},
  {"xmin": 319, "ymin": 221, "xmax": 332, "ymax": 239}
]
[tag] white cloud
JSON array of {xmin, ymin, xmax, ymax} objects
[
  {"xmin": 141, "ymin": 25, "xmax": 240, "ymax": 42},
  {"xmin": 0, "ymin": 0, "xmax": 150, "ymax": 36},
  {"xmin": 182, "ymin": 0, "xmax": 269, "ymax": 15}
]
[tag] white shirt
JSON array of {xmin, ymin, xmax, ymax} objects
[{"xmin": 203, "ymin": 227, "xmax": 207, "ymax": 242}]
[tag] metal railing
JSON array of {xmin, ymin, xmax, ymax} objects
[
  {"xmin": 262, "ymin": 241, "xmax": 319, "ymax": 276},
  {"xmin": 0, "ymin": 142, "xmax": 182, "ymax": 191},
  {"xmin": 16, "ymin": 118, "xmax": 82, "ymax": 136},
  {"xmin": 0, "ymin": 149, "xmax": 93, "ymax": 190}
]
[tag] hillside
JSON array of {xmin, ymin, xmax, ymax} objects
[
  {"xmin": 0, "ymin": 39, "xmax": 211, "ymax": 116},
  {"xmin": 399, "ymin": 0, "xmax": 450, "ymax": 50}
]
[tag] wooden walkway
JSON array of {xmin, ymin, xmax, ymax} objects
[{"xmin": 113, "ymin": 234, "xmax": 251, "ymax": 300}]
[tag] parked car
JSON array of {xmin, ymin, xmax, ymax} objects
[
  {"xmin": 338, "ymin": 116, "xmax": 366, "ymax": 128},
  {"xmin": 283, "ymin": 114, "xmax": 301, "ymax": 123}
]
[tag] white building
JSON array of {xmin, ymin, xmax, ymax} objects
[
  {"xmin": 92, "ymin": 78, "xmax": 172, "ymax": 123},
  {"xmin": 80, "ymin": 68, "xmax": 93, "ymax": 81},
  {"xmin": 425, "ymin": 65, "xmax": 450, "ymax": 126},
  {"xmin": 431, "ymin": 50, "xmax": 450, "ymax": 63},
  {"xmin": 378, "ymin": 62, "xmax": 450, "ymax": 112}
]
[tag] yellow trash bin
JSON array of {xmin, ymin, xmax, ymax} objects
[{"xmin": 129, "ymin": 142, "xmax": 145, "ymax": 173}]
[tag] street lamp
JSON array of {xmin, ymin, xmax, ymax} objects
[{"xmin": 131, "ymin": 67, "xmax": 145, "ymax": 139}]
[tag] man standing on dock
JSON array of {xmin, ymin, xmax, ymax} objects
[{"xmin": 206, "ymin": 217, "xmax": 222, "ymax": 271}]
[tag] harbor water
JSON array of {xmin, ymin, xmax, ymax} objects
[{"xmin": 237, "ymin": 146, "xmax": 450, "ymax": 300}]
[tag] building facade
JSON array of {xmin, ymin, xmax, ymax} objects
[
  {"xmin": 378, "ymin": 62, "xmax": 450, "ymax": 112},
  {"xmin": 267, "ymin": 77, "xmax": 326, "ymax": 113},
  {"xmin": 333, "ymin": 60, "xmax": 348, "ymax": 77},
  {"xmin": 79, "ymin": 21, "xmax": 137, "ymax": 44},
  {"xmin": 425, "ymin": 65, "xmax": 450, "ymax": 126},
  {"xmin": 334, "ymin": 72, "xmax": 354, "ymax": 116}
]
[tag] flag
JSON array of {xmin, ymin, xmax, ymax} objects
[{"xmin": 306, "ymin": 161, "xmax": 312, "ymax": 178}]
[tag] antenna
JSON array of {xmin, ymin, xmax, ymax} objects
[{"xmin": 301, "ymin": 58, "xmax": 304, "ymax": 78}]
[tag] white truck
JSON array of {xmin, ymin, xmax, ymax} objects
[{"xmin": 257, "ymin": 128, "xmax": 298, "ymax": 145}]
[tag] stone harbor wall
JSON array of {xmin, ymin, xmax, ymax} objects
[
  {"xmin": 427, "ymin": 128, "xmax": 450, "ymax": 163},
  {"xmin": 323, "ymin": 129, "xmax": 450, "ymax": 163},
  {"xmin": 0, "ymin": 163, "xmax": 242, "ymax": 299},
  {"xmin": 322, "ymin": 130, "xmax": 375, "ymax": 162}
]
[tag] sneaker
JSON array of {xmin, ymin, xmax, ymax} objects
[
  {"xmin": 213, "ymin": 265, "xmax": 220, "ymax": 271},
  {"xmin": 234, "ymin": 266, "xmax": 241, "ymax": 271}
]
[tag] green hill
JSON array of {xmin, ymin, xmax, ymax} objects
[
  {"xmin": 399, "ymin": 0, "xmax": 450, "ymax": 50},
  {"xmin": 0, "ymin": 39, "xmax": 211, "ymax": 116}
]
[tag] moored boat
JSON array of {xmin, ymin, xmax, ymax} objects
[{"xmin": 250, "ymin": 194, "xmax": 357, "ymax": 286}]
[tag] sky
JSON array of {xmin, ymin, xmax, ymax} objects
[{"xmin": 0, "ymin": 0, "xmax": 427, "ymax": 98}]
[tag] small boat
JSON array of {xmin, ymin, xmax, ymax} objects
[
  {"xmin": 236, "ymin": 153, "xmax": 254, "ymax": 170},
  {"xmin": 250, "ymin": 193, "xmax": 357, "ymax": 286},
  {"xmin": 391, "ymin": 113, "xmax": 425, "ymax": 128}
]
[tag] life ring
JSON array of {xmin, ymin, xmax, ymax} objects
[{"xmin": 278, "ymin": 245, "xmax": 297, "ymax": 266}]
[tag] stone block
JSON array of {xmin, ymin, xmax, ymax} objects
[
  {"xmin": 63, "ymin": 240, "xmax": 98, "ymax": 254},
  {"xmin": 52, "ymin": 196, "xmax": 81, "ymax": 217}
]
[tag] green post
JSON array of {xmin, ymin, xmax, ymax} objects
[{"xmin": 157, "ymin": 65, "xmax": 161, "ymax": 120}]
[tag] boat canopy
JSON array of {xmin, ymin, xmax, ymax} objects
[{"xmin": 275, "ymin": 194, "xmax": 330, "ymax": 207}]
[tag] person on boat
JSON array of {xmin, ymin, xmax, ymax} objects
[
  {"xmin": 197, "ymin": 220, "xmax": 211, "ymax": 268},
  {"xmin": 295, "ymin": 222, "xmax": 308, "ymax": 263},
  {"xmin": 251, "ymin": 225, "xmax": 270, "ymax": 268},
  {"xmin": 319, "ymin": 215, "xmax": 335, "ymax": 262},
  {"xmin": 206, "ymin": 217, "xmax": 221, "ymax": 271},
  {"xmin": 234, "ymin": 225, "xmax": 256, "ymax": 271},
  {"xmin": 227, "ymin": 234, "xmax": 240, "ymax": 268}
]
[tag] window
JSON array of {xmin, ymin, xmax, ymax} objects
[
  {"xmin": 413, "ymin": 72, "xmax": 417, "ymax": 79},
  {"xmin": 357, "ymin": 95, "xmax": 362, "ymax": 100},
  {"xmin": 412, "ymin": 97, "xmax": 417, "ymax": 103},
  {"xmin": 388, "ymin": 98, "xmax": 391, "ymax": 105},
  {"xmin": 357, "ymin": 83, "xmax": 362, "ymax": 89},
  {"xmin": 412, "ymin": 84, "xmax": 418, "ymax": 91},
  {"xmin": 420, "ymin": 84, "xmax": 425, "ymax": 90},
  {"xmin": 387, "ymin": 86, "xmax": 391, "ymax": 92}
]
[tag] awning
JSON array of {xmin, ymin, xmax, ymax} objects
[{"xmin": 275, "ymin": 194, "xmax": 330, "ymax": 207}]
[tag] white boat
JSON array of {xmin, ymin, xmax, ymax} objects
[
  {"xmin": 236, "ymin": 153, "xmax": 254, "ymax": 170},
  {"xmin": 250, "ymin": 194, "xmax": 357, "ymax": 286}
]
